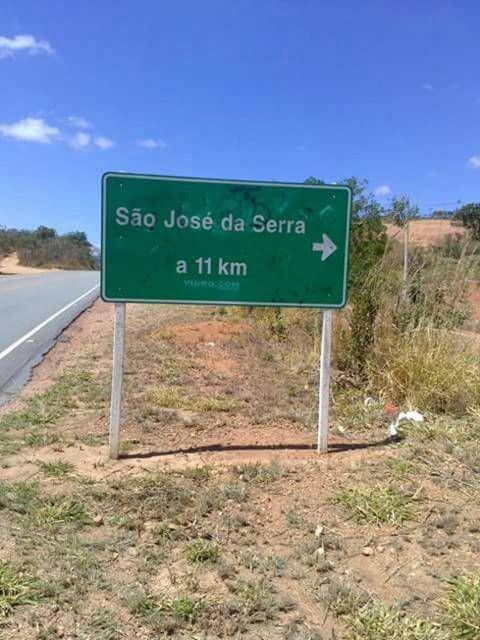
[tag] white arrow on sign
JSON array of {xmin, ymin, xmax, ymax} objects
[{"xmin": 312, "ymin": 234, "xmax": 337, "ymax": 261}]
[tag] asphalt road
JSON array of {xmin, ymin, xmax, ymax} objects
[{"xmin": 0, "ymin": 271, "xmax": 100, "ymax": 403}]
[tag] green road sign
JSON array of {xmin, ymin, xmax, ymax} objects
[{"xmin": 101, "ymin": 173, "xmax": 352, "ymax": 308}]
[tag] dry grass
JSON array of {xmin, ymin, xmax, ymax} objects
[
  {"xmin": 150, "ymin": 385, "xmax": 240, "ymax": 412},
  {"xmin": 372, "ymin": 325, "xmax": 480, "ymax": 415}
]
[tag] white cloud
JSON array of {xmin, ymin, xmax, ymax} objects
[
  {"xmin": 421, "ymin": 83, "xmax": 434, "ymax": 92},
  {"xmin": 0, "ymin": 114, "xmax": 117, "ymax": 151},
  {"xmin": 374, "ymin": 184, "xmax": 391, "ymax": 198},
  {"xmin": 0, "ymin": 117, "xmax": 60, "ymax": 143},
  {"xmin": 137, "ymin": 138, "xmax": 167, "ymax": 149},
  {"xmin": 0, "ymin": 34, "xmax": 54, "ymax": 59},
  {"xmin": 67, "ymin": 116, "xmax": 93, "ymax": 129},
  {"xmin": 94, "ymin": 136, "xmax": 114, "ymax": 149},
  {"xmin": 70, "ymin": 131, "xmax": 91, "ymax": 150},
  {"xmin": 468, "ymin": 155, "xmax": 480, "ymax": 169}
]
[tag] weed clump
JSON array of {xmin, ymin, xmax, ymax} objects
[
  {"xmin": 184, "ymin": 540, "xmax": 220, "ymax": 564},
  {"xmin": 126, "ymin": 589, "xmax": 205, "ymax": 635},
  {"xmin": 0, "ymin": 561, "xmax": 40, "ymax": 619},
  {"xmin": 443, "ymin": 573, "xmax": 480, "ymax": 639},
  {"xmin": 36, "ymin": 460, "xmax": 75, "ymax": 478},
  {"xmin": 345, "ymin": 599, "xmax": 446, "ymax": 640},
  {"xmin": 335, "ymin": 485, "xmax": 419, "ymax": 525},
  {"xmin": 29, "ymin": 498, "xmax": 90, "ymax": 529}
]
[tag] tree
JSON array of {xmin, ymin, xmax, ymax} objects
[
  {"xmin": 388, "ymin": 196, "xmax": 420, "ymax": 299},
  {"xmin": 454, "ymin": 203, "xmax": 480, "ymax": 239},
  {"xmin": 430, "ymin": 209, "xmax": 453, "ymax": 219},
  {"xmin": 64, "ymin": 231, "xmax": 90, "ymax": 247},
  {"xmin": 390, "ymin": 196, "xmax": 419, "ymax": 227},
  {"xmin": 305, "ymin": 176, "xmax": 388, "ymax": 373},
  {"xmin": 35, "ymin": 226, "xmax": 57, "ymax": 240}
]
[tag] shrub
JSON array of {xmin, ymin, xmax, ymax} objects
[
  {"xmin": 372, "ymin": 324, "xmax": 480, "ymax": 415},
  {"xmin": 455, "ymin": 203, "xmax": 480, "ymax": 240}
]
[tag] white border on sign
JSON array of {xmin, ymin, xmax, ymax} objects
[{"xmin": 101, "ymin": 172, "xmax": 352, "ymax": 309}]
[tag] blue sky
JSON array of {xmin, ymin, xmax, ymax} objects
[{"xmin": 1, "ymin": 0, "xmax": 479, "ymax": 245}]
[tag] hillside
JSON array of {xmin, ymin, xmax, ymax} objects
[
  {"xmin": 0, "ymin": 226, "xmax": 97, "ymax": 272},
  {"xmin": 386, "ymin": 219, "xmax": 465, "ymax": 247}
]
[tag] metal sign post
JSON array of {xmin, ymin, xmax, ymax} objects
[
  {"xmin": 102, "ymin": 173, "xmax": 351, "ymax": 459},
  {"xmin": 317, "ymin": 310, "xmax": 333, "ymax": 453},
  {"xmin": 109, "ymin": 303, "xmax": 125, "ymax": 460}
]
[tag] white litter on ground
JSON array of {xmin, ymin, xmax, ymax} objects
[{"xmin": 388, "ymin": 410, "xmax": 425, "ymax": 437}]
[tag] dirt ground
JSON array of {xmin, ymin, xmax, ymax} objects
[
  {"xmin": 0, "ymin": 253, "xmax": 56, "ymax": 275},
  {"xmin": 0, "ymin": 301, "xmax": 479, "ymax": 639}
]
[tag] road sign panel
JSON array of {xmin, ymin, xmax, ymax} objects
[{"xmin": 101, "ymin": 173, "xmax": 351, "ymax": 308}]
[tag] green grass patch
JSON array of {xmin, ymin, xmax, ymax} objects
[
  {"xmin": 128, "ymin": 590, "xmax": 205, "ymax": 634},
  {"xmin": 184, "ymin": 540, "xmax": 220, "ymax": 564},
  {"xmin": 387, "ymin": 457, "xmax": 414, "ymax": 479},
  {"xmin": 345, "ymin": 600, "xmax": 445, "ymax": 640},
  {"xmin": 29, "ymin": 498, "xmax": 90, "ymax": 529},
  {"xmin": 78, "ymin": 433, "xmax": 105, "ymax": 447},
  {"xmin": 0, "ymin": 481, "xmax": 89, "ymax": 529},
  {"xmin": 443, "ymin": 573, "xmax": 480, "ymax": 639},
  {"xmin": 23, "ymin": 431, "xmax": 61, "ymax": 448},
  {"xmin": 231, "ymin": 579, "xmax": 287, "ymax": 622},
  {"xmin": 0, "ymin": 368, "xmax": 104, "ymax": 433},
  {"xmin": 36, "ymin": 460, "xmax": 75, "ymax": 478},
  {"xmin": 335, "ymin": 485, "xmax": 419, "ymax": 525},
  {"xmin": 0, "ymin": 561, "xmax": 40, "ymax": 619},
  {"xmin": 163, "ymin": 596, "xmax": 204, "ymax": 623}
]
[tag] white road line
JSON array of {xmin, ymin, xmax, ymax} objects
[{"xmin": 0, "ymin": 284, "xmax": 100, "ymax": 362}]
